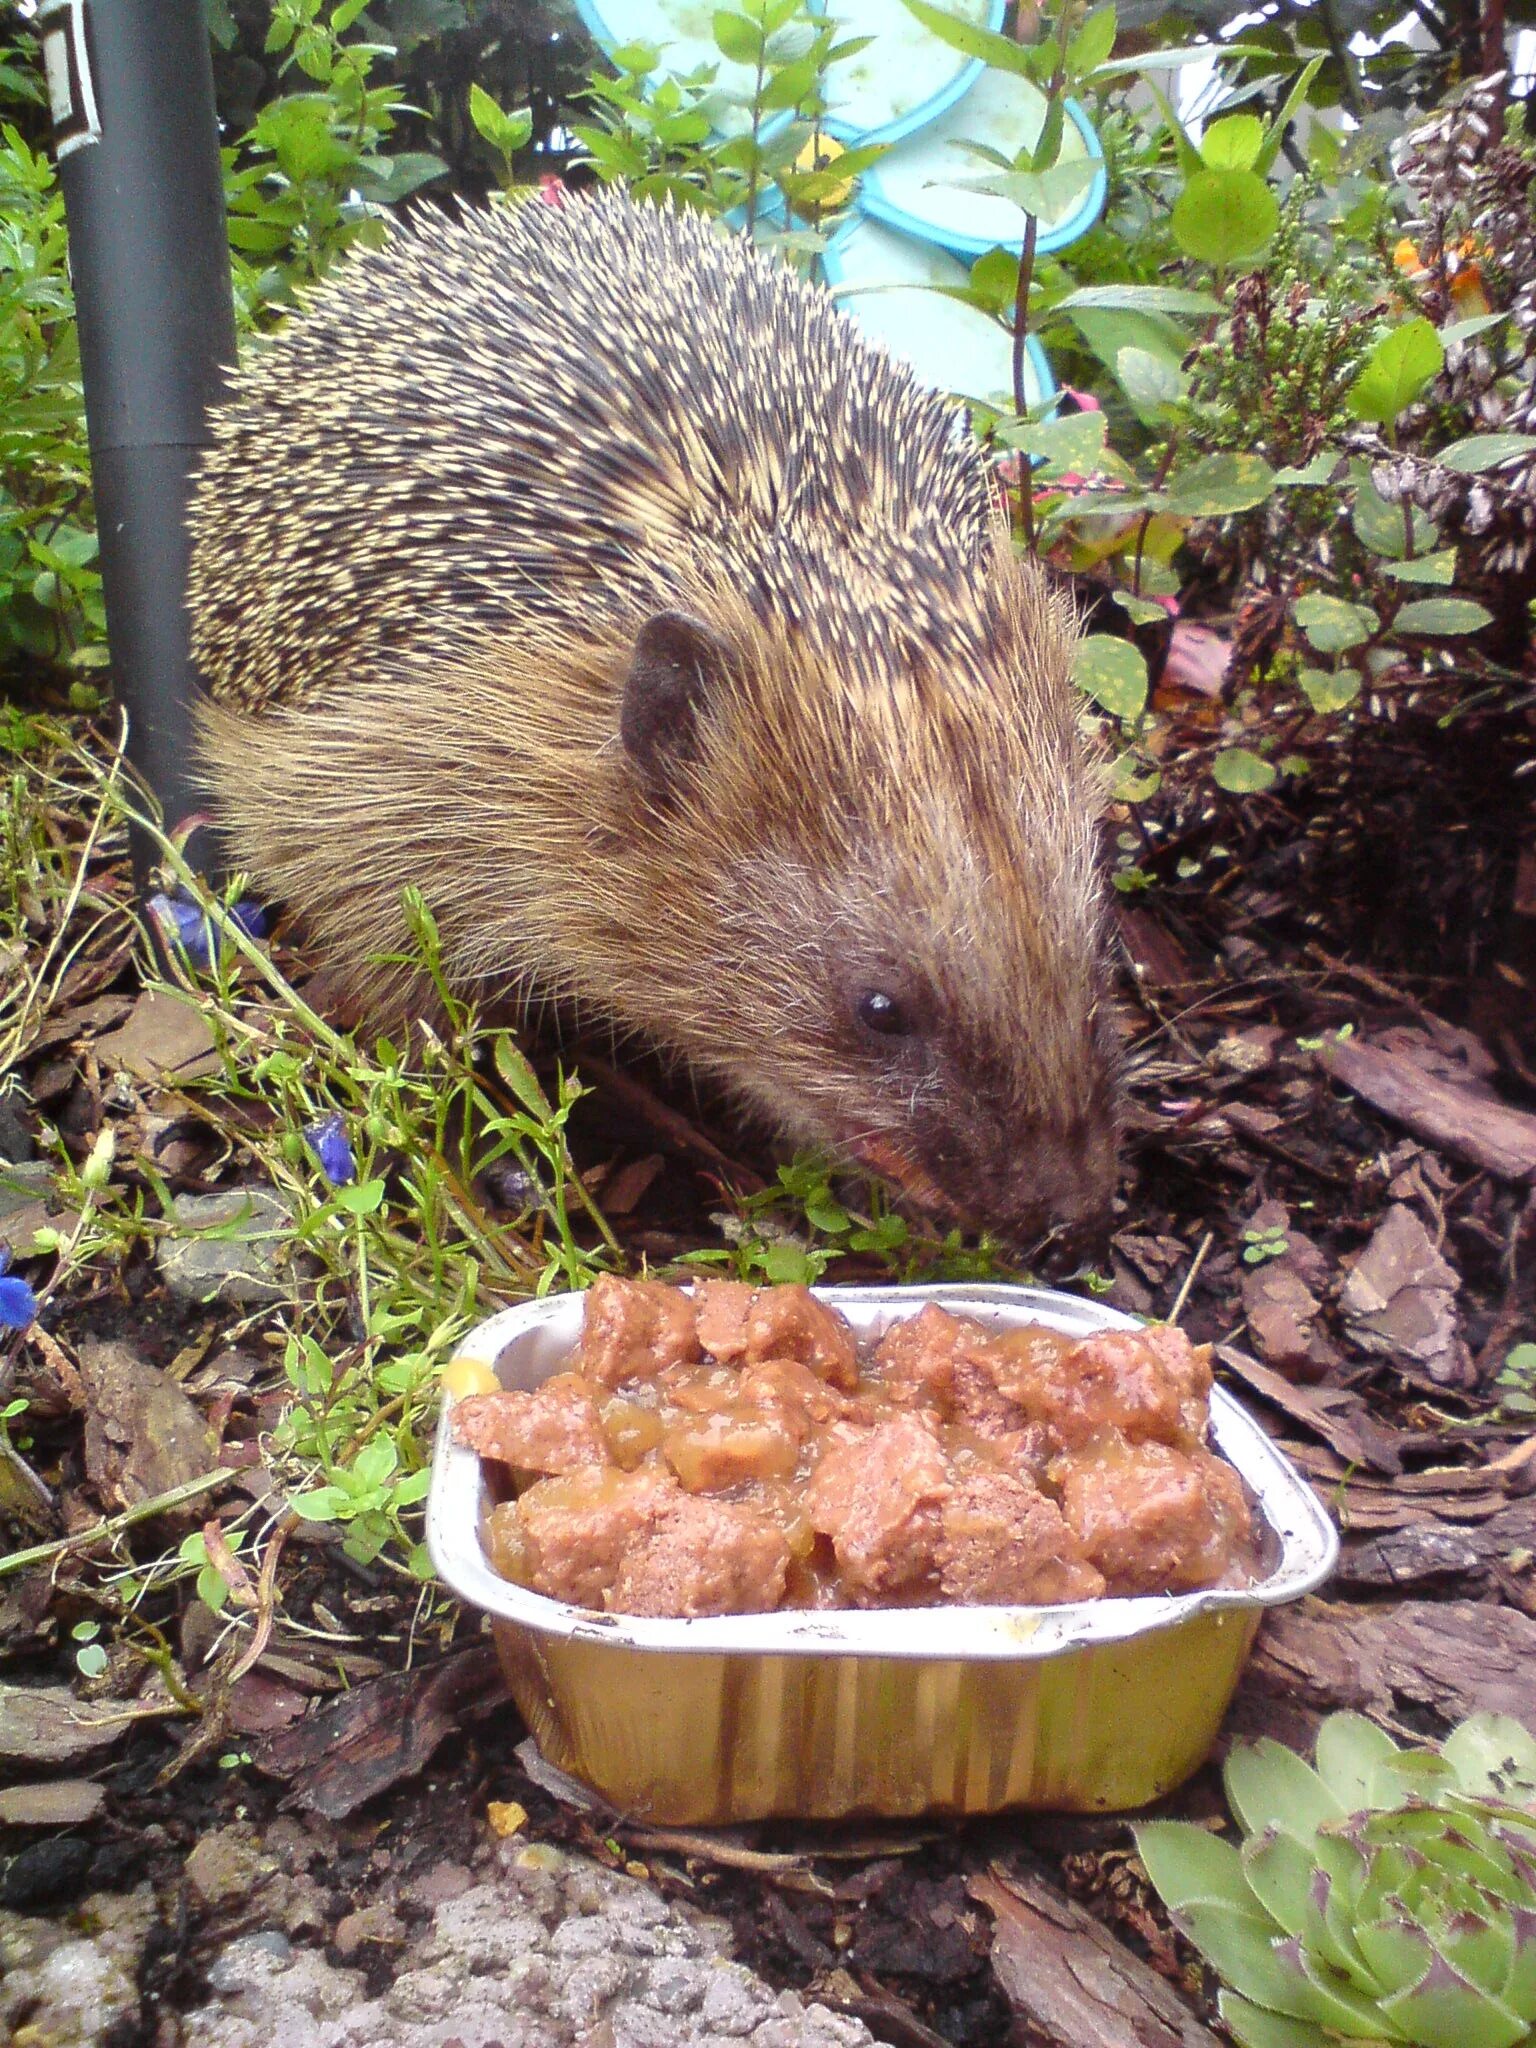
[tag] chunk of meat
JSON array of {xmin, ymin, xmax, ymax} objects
[
  {"xmin": 737, "ymin": 1355, "xmax": 865, "ymax": 1435},
  {"xmin": 871, "ymin": 1306, "xmax": 1040, "ymax": 1440},
  {"xmin": 938, "ymin": 1470, "xmax": 1105, "ymax": 1605},
  {"xmin": 1055, "ymin": 1440, "xmax": 1251, "ymax": 1594},
  {"xmin": 804, "ymin": 1416, "xmax": 950, "ymax": 1603},
  {"xmin": 609, "ymin": 1495, "xmax": 791, "ymax": 1617},
  {"xmin": 513, "ymin": 1466, "xmax": 676, "ymax": 1608},
  {"xmin": 574, "ymin": 1275, "xmax": 701, "ymax": 1388},
  {"xmin": 988, "ymin": 1323, "xmax": 1212, "ymax": 1451},
  {"xmin": 694, "ymin": 1281, "xmax": 859, "ymax": 1389},
  {"xmin": 870, "ymin": 1303, "xmax": 973, "ymax": 1412},
  {"xmin": 663, "ymin": 1406, "xmax": 799, "ymax": 1491},
  {"xmin": 452, "ymin": 1374, "xmax": 608, "ymax": 1474}
]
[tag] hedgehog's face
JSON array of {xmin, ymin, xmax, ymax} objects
[{"xmin": 614, "ymin": 599, "xmax": 1122, "ymax": 1256}]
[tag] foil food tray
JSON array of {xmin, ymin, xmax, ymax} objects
[{"xmin": 427, "ymin": 1283, "xmax": 1338, "ymax": 1824}]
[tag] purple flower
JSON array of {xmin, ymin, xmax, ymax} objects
[
  {"xmin": 0, "ymin": 1249, "xmax": 37, "ymax": 1332},
  {"xmin": 148, "ymin": 891, "xmax": 269, "ymax": 969},
  {"xmin": 304, "ymin": 1113, "xmax": 355, "ymax": 1187}
]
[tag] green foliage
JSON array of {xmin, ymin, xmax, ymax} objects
[
  {"xmin": 0, "ymin": 74, "xmax": 101, "ymax": 672},
  {"xmin": 572, "ymin": 0, "xmax": 883, "ymax": 245},
  {"xmin": 1137, "ymin": 1712, "xmax": 1536, "ymax": 2048}
]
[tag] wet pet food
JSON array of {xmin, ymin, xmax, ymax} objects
[{"xmin": 454, "ymin": 1279, "xmax": 1254, "ymax": 1619}]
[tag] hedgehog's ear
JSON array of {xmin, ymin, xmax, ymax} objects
[{"xmin": 620, "ymin": 611, "xmax": 732, "ymax": 789}]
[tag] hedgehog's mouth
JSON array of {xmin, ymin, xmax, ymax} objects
[{"xmin": 845, "ymin": 1136, "xmax": 957, "ymax": 1223}]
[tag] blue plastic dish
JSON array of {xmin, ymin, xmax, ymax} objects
[{"xmin": 806, "ymin": 0, "xmax": 1008, "ymax": 147}]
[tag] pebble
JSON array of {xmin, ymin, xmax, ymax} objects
[{"xmin": 156, "ymin": 1187, "xmax": 297, "ymax": 1306}]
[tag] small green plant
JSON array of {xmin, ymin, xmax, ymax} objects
[
  {"xmin": 1241, "ymin": 1223, "xmax": 1290, "ymax": 1265},
  {"xmin": 1495, "ymin": 1343, "xmax": 1536, "ymax": 1418},
  {"xmin": 1138, "ymin": 1711, "xmax": 1536, "ymax": 2048}
]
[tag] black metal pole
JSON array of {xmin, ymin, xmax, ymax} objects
[{"xmin": 37, "ymin": 0, "xmax": 235, "ymax": 883}]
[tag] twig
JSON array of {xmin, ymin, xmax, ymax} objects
[
  {"xmin": 1168, "ymin": 1229, "xmax": 1214, "ymax": 1323},
  {"xmin": 0, "ymin": 1467, "xmax": 235, "ymax": 1580}
]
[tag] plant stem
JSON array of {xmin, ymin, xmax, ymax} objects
[{"xmin": 0, "ymin": 1468, "xmax": 235, "ymax": 1581}]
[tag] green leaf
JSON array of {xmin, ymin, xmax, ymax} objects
[
  {"xmin": 290, "ymin": 1486, "xmax": 348, "ymax": 1522},
  {"xmin": 1313, "ymin": 1712, "xmax": 1401, "ymax": 1807},
  {"xmin": 1116, "ymin": 345, "xmax": 1185, "ymax": 413},
  {"xmin": 1352, "ymin": 476, "xmax": 1415, "ymax": 558},
  {"xmin": 712, "ymin": 9, "xmax": 762, "ymax": 62},
  {"xmin": 895, "ymin": 0, "xmax": 1034, "ymax": 74},
  {"xmin": 1176, "ymin": 1905, "xmax": 1317, "ymax": 2018},
  {"xmin": 1135, "ymin": 1821, "xmax": 1251, "ymax": 1912},
  {"xmin": 1241, "ymin": 1828, "xmax": 1317, "ymax": 1935},
  {"xmin": 335, "ymin": 1176, "xmax": 386, "ymax": 1215},
  {"xmin": 1296, "ymin": 593, "xmax": 1375, "ymax": 653},
  {"xmin": 1347, "ymin": 317, "xmax": 1444, "ymax": 427},
  {"xmin": 1394, "ymin": 597, "xmax": 1492, "ymax": 636},
  {"xmin": 1275, "ymin": 452, "xmax": 1337, "ymax": 486},
  {"xmin": 1378, "ymin": 1957, "xmax": 1529, "ymax": 2048},
  {"xmin": 494, "ymin": 1035, "xmax": 555, "ymax": 1118},
  {"xmin": 1213, "ymin": 747, "xmax": 1276, "ymax": 793},
  {"xmin": 353, "ymin": 1436, "xmax": 398, "ymax": 1487},
  {"xmin": 1254, "ymin": 55, "xmax": 1325, "ymax": 175},
  {"xmin": 1201, "ymin": 112, "xmax": 1263, "ymax": 170},
  {"xmin": 1143, "ymin": 79, "xmax": 1204, "ymax": 181},
  {"xmin": 1217, "ymin": 1992, "xmax": 1332, "ymax": 2048},
  {"xmin": 1091, "ymin": 41, "xmax": 1272, "ymax": 78},
  {"xmin": 1225, "ymin": 1739, "xmax": 1345, "ymax": 1842},
  {"xmin": 1163, "ymin": 452, "xmax": 1276, "ymax": 516},
  {"xmin": 468, "ymin": 83, "xmax": 533, "ymax": 157},
  {"xmin": 1379, "ymin": 550, "xmax": 1456, "ymax": 585},
  {"xmin": 1053, "ymin": 283, "xmax": 1221, "ymax": 316},
  {"xmin": 1067, "ymin": 5, "xmax": 1117, "ymax": 76},
  {"xmin": 956, "ymin": 159, "xmax": 1100, "ymax": 220},
  {"xmin": 1443, "ymin": 1714, "xmax": 1536, "ymax": 1801},
  {"xmin": 1441, "ymin": 310, "xmax": 1510, "ymax": 346},
  {"xmin": 1434, "ymin": 432, "xmax": 1536, "ymax": 474},
  {"xmin": 1007, "ymin": 411, "xmax": 1107, "ymax": 473},
  {"xmin": 1170, "ymin": 169, "xmax": 1279, "ymax": 266},
  {"xmin": 1074, "ymin": 636, "xmax": 1148, "ymax": 721}
]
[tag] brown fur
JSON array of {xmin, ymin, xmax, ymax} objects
[{"xmin": 189, "ymin": 190, "xmax": 1119, "ymax": 1244}]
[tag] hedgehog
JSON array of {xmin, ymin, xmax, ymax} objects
[{"xmin": 187, "ymin": 187, "xmax": 1120, "ymax": 1248}]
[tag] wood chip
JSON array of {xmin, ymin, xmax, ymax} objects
[
  {"xmin": 971, "ymin": 1862, "xmax": 1221, "ymax": 2048},
  {"xmin": 0, "ymin": 1778, "xmax": 106, "ymax": 1826},
  {"xmin": 0, "ymin": 1682, "xmax": 180, "ymax": 1766},
  {"xmin": 78, "ymin": 1339, "xmax": 220, "ymax": 1512},
  {"xmin": 93, "ymin": 989, "xmax": 219, "ymax": 1084},
  {"xmin": 1319, "ymin": 1034, "xmax": 1536, "ymax": 1181},
  {"xmin": 1237, "ymin": 1596, "xmax": 1536, "ymax": 1749},
  {"xmin": 1338, "ymin": 1205, "xmax": 1468, "ymax": 1386},
  {"xmin": 1216, "ymin": 1345, "xmax": 1405, "ymax": 1474},
  {"xmin": 254, "ymin": 1645, "xmax": 507, "ymax": 1817}
]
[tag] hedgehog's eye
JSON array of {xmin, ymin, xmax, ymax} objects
[{"xmin": 857, "ymin": 991, "xmax": 912, "ymax": 1038}]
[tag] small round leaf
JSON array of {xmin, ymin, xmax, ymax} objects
[
  {"xmin": 1213, "ymin": 747, "xmax": 1277, "ymax": 793},
  {"xmin": 1171, "ymin": 169, "xmax": 1279, "ymax": 266},
  {"xmin": 1295, "ymin": 592, "xmax": 1375, "ymax": 653},
  {"xmin": 1074, "ymin": 636, "xmax": 1148, "ymax": 722}
]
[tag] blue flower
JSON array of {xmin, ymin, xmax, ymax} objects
[
  {"xmin": 0, "ymin": 1248, "xmax": 37, "ymax": 1332},
  {"xmin": 304, "ymin": 1113, "xmax": 355, "ymax": 1188},
  {"xmin": 148, "ymin": 891, "xmax": 269, "ymax": 970}
]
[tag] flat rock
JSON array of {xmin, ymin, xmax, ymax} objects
[
  {"xmin": 0, "ymin": 1885, "xmax": 157, "ymax": 2048},
  {"xmin": 186, "ymin": 1843, "xmax": 873, "ymax": 2048},
  {"xmin": 157, "ymin": 1186, "xmax": 297, "ymax": 1306}
]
